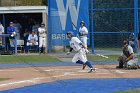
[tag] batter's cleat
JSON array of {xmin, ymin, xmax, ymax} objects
[
  {"xmin": 88, "ymin": 68, "xmax": 96, "ymax": 73},
  {"xmin": 82, "ymin": 63, "xmax": 86, "ymax": 70}
]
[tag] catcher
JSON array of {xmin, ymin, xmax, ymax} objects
[{"xmin": 116, "ymin": 40, "xmax": 139, "ymax": 69}]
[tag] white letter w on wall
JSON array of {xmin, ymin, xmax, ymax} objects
[{"xmin": 56, "ymin": 0, "xmax": 81, "ymax": 30}]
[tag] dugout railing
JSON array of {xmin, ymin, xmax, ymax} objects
[{"xmin": 0, "ymin": 34, "xmax": 17, "ymax": 55}]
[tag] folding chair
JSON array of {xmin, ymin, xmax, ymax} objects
[{"xmin": 17, "ymin": 40, "xmax": 24, "ymax": 53}]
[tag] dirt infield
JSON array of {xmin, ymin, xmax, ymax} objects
[{"xmin": 0, "ymin": 65, "xmax": 140, "ymax": 91}]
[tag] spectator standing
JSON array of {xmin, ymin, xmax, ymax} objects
[
  {"xmin": 38, "ymin": 23, "xmax": 47, "ymax": 54},
  {"xmin": 7, "ymin": 22, "xmax": 16, "ymax": 54}
]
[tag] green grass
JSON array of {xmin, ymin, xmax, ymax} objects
[
  {"xmin": 87, "ymin": 55, "xmax": 119, "ymax": 62},
  {"xmin": 0, "ymin": 78, "xmax": 11, "ymax": 81},
  {"xmin": 87, "ymin": 55, "xmax": 140, "ymax": 62},
  {"xmin": 0, "ymin": 55, "xmax": 61, "ymax": 64},
  {"xmin": 0, "ymin": 54, "xmax": 139, "ymax": 64},
  {"xmin": 94, "ymin": 47, "xmax": 122, "ymax": 51}
]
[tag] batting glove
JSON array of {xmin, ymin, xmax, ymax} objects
[{"xmin": 85, "ymin": 49, "xmax": 89, "ymax": 54}]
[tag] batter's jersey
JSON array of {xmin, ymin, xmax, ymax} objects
[
  {"xmin": 79, "ymin": 26, "xmax": 88, "ymax": 37},
  {"xmin": 69, "ymin": 37, "xmax": 82, "ymax": 52},
  {"xmin": 38, "ymin": 27, "xmax": 46, "ymax": 37}
]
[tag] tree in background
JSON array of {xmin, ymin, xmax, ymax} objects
[{"xmin": 0, "ymin": 0, "xmax": 48, "ymax": 6}]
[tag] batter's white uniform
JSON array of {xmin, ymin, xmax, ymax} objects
[
  {"xmin": 69, "ymin": 37, "xmax": 87, "ymax": 63},
  {"xmin": 125, "ymin": 45, "xmax": 138, "ymax": 66},
  {"xmin": 79, "ymin": 26, "xmax": 88, "ymax": 48},
  {"xmin": 38, "ymin": 27, "xmax": 46, "ymax": 47}
]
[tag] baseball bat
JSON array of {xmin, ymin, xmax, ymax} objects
[
  {"xmin": 95, "ymin": 53, "xmax": 109, "ymax": 59},
  {"xmin": 72, "ymin": 22, "xmax": 77, "ymax": 30}
]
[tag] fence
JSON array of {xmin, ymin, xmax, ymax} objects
[{"xmin": 89, "ymin": 0, "xmax": 139, "ymax": 53}]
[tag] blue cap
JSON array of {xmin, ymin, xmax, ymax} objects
[{"xmin": 10, "ymin": 22, "xmax": 13, "ymax": 24}]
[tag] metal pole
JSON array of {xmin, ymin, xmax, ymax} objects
[
  {"xmin": 91, "ymin": 0, "xmax": 94, "ymax": 53},
  {"xmin": 2, "ymin": 14, "xmax": 6, "ymax": 51},
  {"xmin": 134, "ymin": 0, "xmax": 139, "ymax": 53},
  {"xmin": 14, "ymin": 37, "xmax": 17, "ymax": 54},
  {"xmin": 48, "ymin": 0, "xmax": 51, "ymax": 53}
]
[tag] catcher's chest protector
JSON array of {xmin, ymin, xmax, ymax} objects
[{"xmin": 123, "ymin": 47, "xmax": 130, "ymax": 58}]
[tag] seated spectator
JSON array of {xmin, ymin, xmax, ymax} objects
[
  {"xmin": 25, "ymin": 31, "xmax": 38, "ymax": 53},
  {"xmin": 116, "ymin": 40, "xmax": 139, "ymax": 69}
]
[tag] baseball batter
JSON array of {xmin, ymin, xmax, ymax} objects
[
  {"xmin": 67, "ymin": 31, "xmax": 95, "ymax": 73},
  {"xmin": 79, "ymin": 21, "xmax": 88, "ymax": 48},
  {"xmin": 38, "ymin": 23, "xmax": 47, "ymax": 54}
]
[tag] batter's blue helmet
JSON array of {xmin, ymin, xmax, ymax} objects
[
  {"xmin": 67, "ymin": 31, "xmax": 74, "ymax": 37},
  {"xmin": 80, "ymin": 21, "xmax": 85, "ymax": 26}
]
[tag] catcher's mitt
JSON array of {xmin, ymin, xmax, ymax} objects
[{"xmin": 117, "ymin": 55, "xmax": 127, "ymax": 63}]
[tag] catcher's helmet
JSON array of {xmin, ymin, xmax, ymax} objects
[
  {"xmin": 80, "ymin": 21, "xmax": 85, "ymax": 26},
  {"xmin": 67, "ymin": 31, "xmax": 74, "ymax": 37},
  {"xmin": 123, "ymin": 40, "xmax": 129, "ymax": 45}
]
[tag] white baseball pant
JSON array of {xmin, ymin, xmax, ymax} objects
[
  {"xmin": 72, "ymin": 49, "xmax": 87, "ymax": 63},
  {"xmin": 39, "ymin": 37, "xmax": 46, "ymax": 47},
  {"xmin": 80, "ymin": 37, "xmax": 87, "ymax": 48}
]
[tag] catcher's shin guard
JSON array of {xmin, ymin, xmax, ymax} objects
[
  {"xmin": 117, "ymin": 56, "xmax": 127, "ymax": 68},
  {"xmin": 119, "ymin": 61, "xmax": 124, "ymax": 68}
]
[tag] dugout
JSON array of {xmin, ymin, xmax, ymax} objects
[{"xmin": 0, "ymin": 6, "xmax": 48, "ymax": 54}]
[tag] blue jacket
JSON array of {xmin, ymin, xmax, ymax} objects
[{"xmin": 7, "ymin": 26, "xmax": 16, "ymax": 39}]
